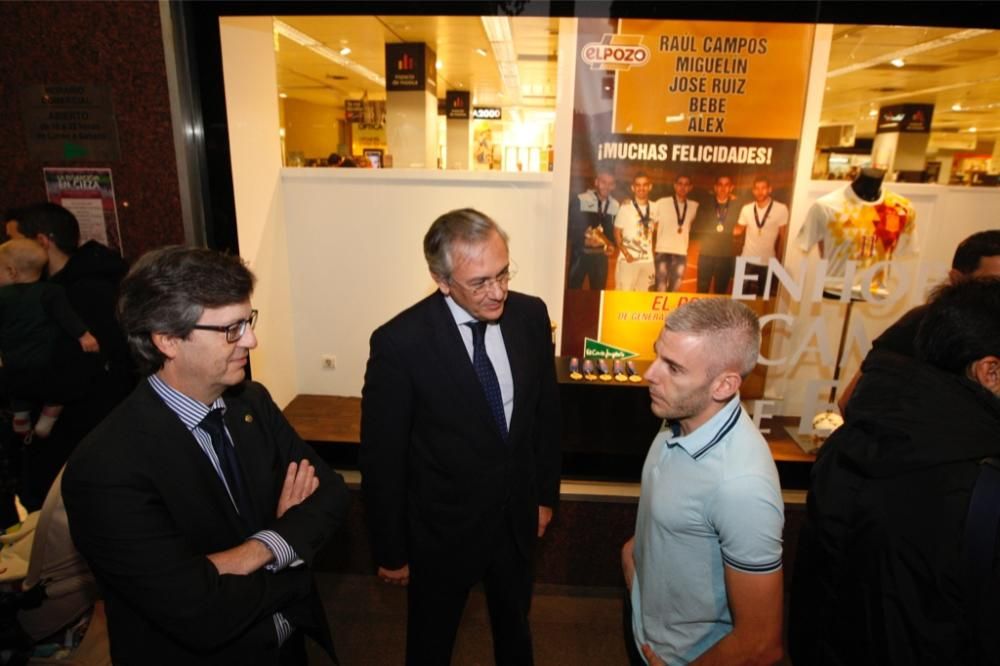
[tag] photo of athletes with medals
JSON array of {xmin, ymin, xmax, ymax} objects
[
  {"xmin": 613, "ymin": 172, "xmax": 657, "ymax": 291},
  {"xmin": 734, "ymin": 175, "xmax": 790, "ymax": 298},
  {"xmin": 653, "ymin": 174, "xmax": 699, "ymax": 292},
  {"xmin": 568, "ymin": 167, "xmax": 620, "ymax": 290},
  {"xmin": 691, "ymin": 175, "xmax": 743, "ymax": 294}
]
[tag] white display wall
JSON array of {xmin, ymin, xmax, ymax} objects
[{"xmin": 222, "ymin": 18, "xmax": 1000, "ymax": 412}]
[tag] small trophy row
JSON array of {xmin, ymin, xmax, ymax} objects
[{"xmin": 568, "ymin": 357, "xmax": 643, "ymax": 383}]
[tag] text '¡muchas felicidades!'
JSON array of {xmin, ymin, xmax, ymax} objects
[
  {"xmin": 660, "ymin": 33, "xmax": 769, "ymax": 134},
  {"xmin": 597, "ymin": 142, "xmax": 774, "ymax": 164}
]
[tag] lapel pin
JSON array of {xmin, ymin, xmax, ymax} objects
[{"xmin": 244, "ymin": 414, "xmax": 254, "ymax": 423}]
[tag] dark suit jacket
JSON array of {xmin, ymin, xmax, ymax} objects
[
  {"xmin": 360, "ymin": 291, "xmax": 560, "ymax": 585},
  {"xmin": 63, "ymin": 380, "xmax": 350, "ymax": 665}
]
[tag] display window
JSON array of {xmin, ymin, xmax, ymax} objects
[{"xmin": 182, "ymin": 4, "xmax": 1000, "ymax": 481}]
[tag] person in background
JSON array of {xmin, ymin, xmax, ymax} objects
[
  {"xmin": 733, "ymin": 176, "xmax": 789, "ymax": 298},
  {"xmin": 790, "ymin": 278, "xmax": 1000, "ymax": 665},
  {"xmin": 622, "ymin": 298, "xmax": 783, "ymax": 666},
  {"xmin": 0, "ymin": 239, "xmax": 99, "ymax": 442},
  {"xmin": 692, "ymin": 175, "xmax": 742, "ymax": 294},
  {"xmin": 614, "ymin": 172, "xmax": 658, "ymax": 291},
  {"xmin": 568, "ymin": 167, "xmax": 619, "ymax": 290},
  {"xmin": 63, "ymin": 246, "xmax": 350, "ymax": 664},
  {"xmin": 8, "ymin": 202, "xmax": 134, "ymax": 510},
  {"xmin": 8, "ymin": 203, "xmax": 134, "ymax": 406},
  {"xmin": 653, "ymin": 174, "xmax": 699, "ymax": 292},
  {"xmin": 838, "ymin": 229, "xmax": 1000, "ymax": 410},
  {"xmin": 361, "ymin": 209, "xmax": 560, "ymax": 665}
]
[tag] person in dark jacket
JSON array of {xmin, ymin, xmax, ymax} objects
[
  {"xmin": 6, "ymin": 204, "xmax": 135, "ymax": 507},
  {"xmin": 789, "ymin": 277, "xmax": 1000, "ymax": 666}
]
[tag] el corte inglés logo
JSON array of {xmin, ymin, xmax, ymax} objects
[{"xmin": 581, "ymin": 34, "xmax": 650, "ymax": 71}]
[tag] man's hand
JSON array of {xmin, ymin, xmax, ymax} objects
[
  {"xmin": 79, "ymin": 332, "xmax": 100, "ymax": 353},
  {"xmin": 276, "ymin": 460, "xmax": 319, "ymax": 518},
  {"xmin": 378, "ymin": 565, "xmax": 410, "ymax": 586},
  {"xmin": 207, "ymin": 539, "xmax": 273, "ymax": 576},
  {"xmin": 537, "ymin": 505, "xmax": 553, "ymax": 537},
  {"xmin": 641, "ymin": 643, "xmax": 667, "ymax": 666},
  {"xmin": 622, "ymin": 537, "xmax": 636, "ymax": 592}
]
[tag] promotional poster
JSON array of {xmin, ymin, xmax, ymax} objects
[{"xmin": 562, "ymin": 18, "xmax": 814, "ymax": 363}]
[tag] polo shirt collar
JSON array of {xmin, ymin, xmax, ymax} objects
[{"xmin": 664, "ymin": 394, "xmax": 742, "ymax": 460}]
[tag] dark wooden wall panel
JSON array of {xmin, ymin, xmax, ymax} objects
[{"xmin": 0, "ymin": 1, "xmax": 184, "ymax": 259}]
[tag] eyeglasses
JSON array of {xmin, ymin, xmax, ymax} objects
[
  {"xmin": 451, "ymin": 265, "xmax": 517, "ymax": 297},
  {"xmin": 191, "ymin": 309, "xmax": 258, "ymax": 343}
]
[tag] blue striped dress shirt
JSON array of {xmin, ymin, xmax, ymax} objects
[{"xmin": 148, "ymin": 374, "xmax": 296, "ymax": 645}]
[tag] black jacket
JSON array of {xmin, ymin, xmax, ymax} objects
[
  {"xmin": 790, "ymin": 349, "xmax": 1000, "ymax": 665},
  {"xmin": 49, "ymin": 240, "xmax": 132, "ymax": 382},
  {"xmin": 64, "ymin": 380, "xmax": 349, "ymax": 665},
  {"xmin": 359, "ymin": 291, "xmax": 561, "ymax": 585}
]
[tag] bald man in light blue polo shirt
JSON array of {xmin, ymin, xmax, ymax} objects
[{"xmin": 622, "ymin": 298, "xmax": 784, "ymax": 666}]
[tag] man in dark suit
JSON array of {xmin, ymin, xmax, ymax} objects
[
  {"xmin": 361, "ymin": 208, "xmax": 561, "ymax": 665},
  {"xmin": 63, "ymin": 246, "xmax": 349, "ymax": 665}
]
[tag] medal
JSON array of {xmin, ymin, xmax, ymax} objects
[
  {"xmin": 633, "ymin": 200, "xmax": 652, "ymax": 238},
  {"xmin": 716, "ymin": 202, "xmax": 729, "ymax": 233},
  {"xmin": 672, "ymin": 196, "xmax": 687, "ymax": 236},
  {"xmin": 753, "ymin": 199, "xmax": 774, "ymax": 237}
]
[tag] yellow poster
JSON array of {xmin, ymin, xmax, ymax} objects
[
  {"xmin": 599, "ymin": 291, "xmax": 726, "ymax": 360},
  {"xmin": 612, "ymin": 20, "xmax": 814, "ymax": 139}
]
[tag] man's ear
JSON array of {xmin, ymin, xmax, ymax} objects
[
  {"xmin": 151, "ymin": 332, "xmax": 180, "ymax": 361},
  {"xmin": 33, "ymin": 233, "xmax": 51, "ymax": 250},
  {"xmin": 432, "ymin": 272, "xmax": 451, "ymax": 296},
  {"xmin": 710, "ymin": 371, "xmax": 743, "ymax": 403},
  {"xmin": 970, "ymin": 356, "xmax": 1000, "ymax": 395}
]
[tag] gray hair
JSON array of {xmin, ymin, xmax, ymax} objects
[
  {"xmin": 423, "ymin": 208, "xmax": 509, "ymax": 279},
  {"xmin": 665, "ymin": 298, "xmax": 760, "ymax": 379}
]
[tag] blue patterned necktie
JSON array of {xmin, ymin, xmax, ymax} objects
[
  {"xmin": 466, "ymin": 321, "xmax": 509, "ymax": 441},
  {"xmin": 200, "ymin": 409, "xmax": 257, "ymax": 532}
]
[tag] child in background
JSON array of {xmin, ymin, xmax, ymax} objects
[{"xmin": 0, "ymin": 239, "xmax": 98, "ymax": 442}]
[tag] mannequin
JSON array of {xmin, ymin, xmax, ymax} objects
[
  {"xmin": 797, "ymin": 168, "xmax": 916, "ymax": 290},
  {"xmin": 850, "ymin": 167, "xmax": 885, "ymax": 203}
]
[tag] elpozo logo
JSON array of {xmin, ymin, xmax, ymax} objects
[{"xmin": 581, "ymin": 34, "xmax": 650, "ymax": 71}]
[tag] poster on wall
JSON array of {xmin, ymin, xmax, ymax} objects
[
  {"xmin": 562, "ymin": 19, "xmax": 814, "ymax": 367},
  {"xmin": 43, "ymin": 167, "xmax": 122, "ymax": 252}
]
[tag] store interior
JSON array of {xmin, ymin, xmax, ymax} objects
[{"xmin": 268, "ymin": 17, "xmax": 1000, "ymax": 183}]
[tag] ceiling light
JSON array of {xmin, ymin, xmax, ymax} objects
[
  {"xmin": 481, "ymin": 16, "xmax": 520, "ymax": 104},
  {"xmin": 476, "ymin": 48, "xmax": 488, "ymax": 57},
  {"xmin": 436, "ymin": 60, "xmax": 443, "ymax": 69},
  {"xmin": 273, "ymin": 20, "xmax": 385, "ymax": 87},
  {"xmin": 339, "ymin": 47, "xmax": 351, "ymax": 56},
  {"xmin": 827, "ymin": 28, "xmax": 991, "ymax": 78},
  {"xmin": 969, "ymin": 126, "xmax": 977, "ymax": 132},
  {"xmin": 869, "ymin": 109, "xmax": 878, "ymax": 117},
  {"xmin": 890, "ymin": 58, "xmax": 905, "ymax": 68},
  {"xmin": 278, "ymin": 92, "xmax": 288, "ymax": 99},
  {"xmin": 952, "ymin": 103, "xmax": 962, "ymax": 111}
]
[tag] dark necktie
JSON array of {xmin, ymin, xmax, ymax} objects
[
  {"xmin": 466, "ymin": 321, "xmax": 509, "ymax": 441},
  {"xmin": 200, "ymin": 409, "xmax": 257, "ymax": 532}
]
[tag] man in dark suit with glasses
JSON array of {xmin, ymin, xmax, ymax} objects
[
  {"xmin": 361, "ymin": 209, "xmax": 561, "ymax": 665},
  {"xmin": 63, "ymin": 246, "xmax": 349, "ymax": 665}
]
